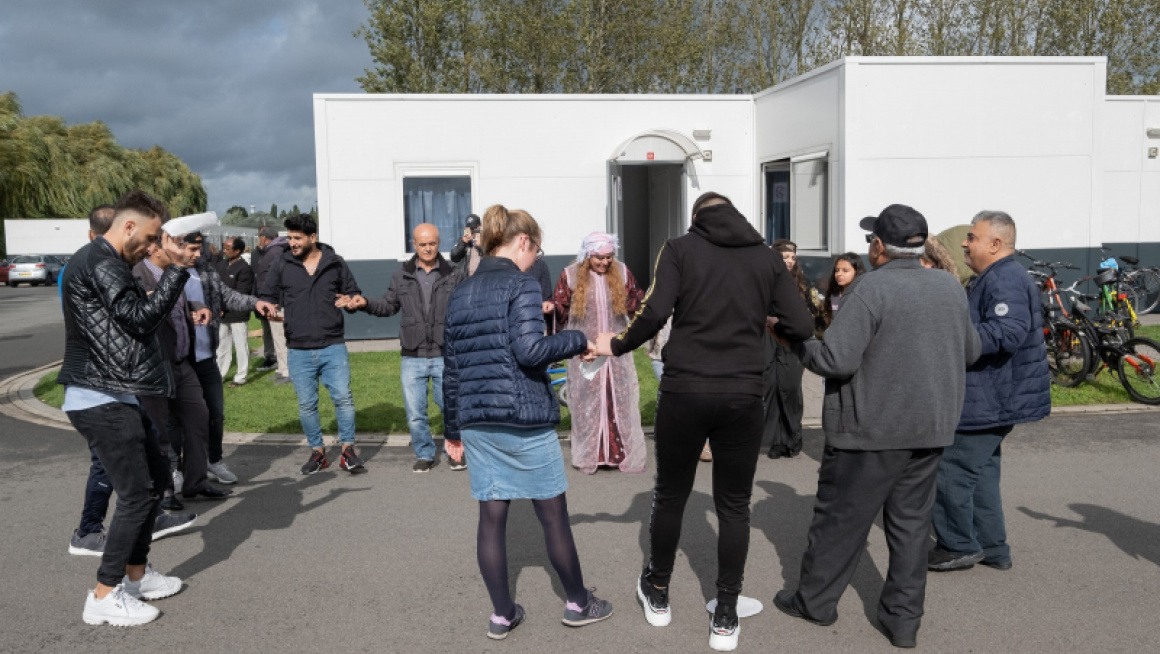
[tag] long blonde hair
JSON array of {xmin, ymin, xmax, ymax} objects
[
  {"xmin": 571, "ymin": 257, "xmax": 627, "ymax": 319},
  {"xmin": 481, "ymin": 204, "xmax": 541, "ymax": 255}
]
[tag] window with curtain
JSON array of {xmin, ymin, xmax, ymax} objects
[
  {"xmin": 402, "ymin": 176, "xmax": 473, "ymax": 252},
  {"xmin": 791, "ymin": 159, "xmax": 827, "ymax": 250}
]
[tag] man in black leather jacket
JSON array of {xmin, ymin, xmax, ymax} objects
[{"xmin": 58, "ymin": 190, "xmax": 195, "ymax": 626}]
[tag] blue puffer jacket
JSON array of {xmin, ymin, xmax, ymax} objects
[
  {"xmin": 443, "ymin": 257, "xmax": 588, "ymax": 441},
  {"xmin": 959, "ymin": 255, "xmax": 1051, "ymax": 431}
]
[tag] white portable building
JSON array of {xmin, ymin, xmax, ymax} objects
[
  {"xmin": 313, "ymin": 56, "xmax": 1159, "ymax": 339},
  {"xmin": 4, "ymin": 219, "xmax": 90, "ymax": 258}
]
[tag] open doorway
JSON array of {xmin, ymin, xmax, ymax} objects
[{"xmin": 608, "ymin": 163, "xmax": 684, "ymax": 288}]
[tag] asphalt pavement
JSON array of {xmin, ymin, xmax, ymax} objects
[{"xmin": 2, "ymin": 283, "xmax": 1159, "ymax": 653}]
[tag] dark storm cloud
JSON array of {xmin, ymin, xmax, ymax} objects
[{"xmin": 0, "ymin": 0, "xmax": 372, "ymax": 215}]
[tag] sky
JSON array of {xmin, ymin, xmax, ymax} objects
[{"xmin": 0, "ymin": 0, "xmax": 372, "ymax": 217}]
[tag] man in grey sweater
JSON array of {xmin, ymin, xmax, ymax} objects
[{"xmin": 772, "ymin": 204, "xmax": 981, "ymax": 649}]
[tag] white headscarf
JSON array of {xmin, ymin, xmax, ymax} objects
[
  {"xmin": 163, "ymin": 211, "xmax": 219, "ymax": 238},
  {"xmin": 575, "ymin": 231, "xmax": 618, "ymax": 264}
]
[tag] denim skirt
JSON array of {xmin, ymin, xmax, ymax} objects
[{"xmin": 461, "ymin": 425, "xmax": 568, "ymax": 501}]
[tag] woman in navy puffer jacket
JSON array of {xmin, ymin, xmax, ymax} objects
[{"xmin": 443, "ymin": 205, "xmax": 614, "ymax": 640}]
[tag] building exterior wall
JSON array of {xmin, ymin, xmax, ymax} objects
[
  {"xmin": 4, "ymin": 219, "xmax": 90, "ymax": 257},
  {"xmin": 1102, "ymin": 95, "xmax": 1160, "ymax": 264}
]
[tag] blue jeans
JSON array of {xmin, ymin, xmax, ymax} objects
[
  {"xmin": 932, "ymin": 425, "xmax": 1014, "ymax": 563},
  {"xmin": 78, "ymin": 446, "xmax": 112, "ymax": 537},
  {"xmin": 288, "ymin": 344, "xmax": 356, "ymax": 449},
  {"xmin": 401, "ymin": 356, "xmax": 444, "ymax": 461}
]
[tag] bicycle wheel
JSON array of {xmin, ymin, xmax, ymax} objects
[
  {"xmin": 1045, "ymin": 321, "xmax": 1090, "ymax": 387},
  {"xmin": 555, "ymin": 380, "xmax": 568, "ymax": 408},
  {"xmin": 1132, "ymin": 269, "xmax": 1160, "ymax": 315},
  {"xmin": 1116, "ymin": 337, "xmax": 1160, "ymax": 405}
]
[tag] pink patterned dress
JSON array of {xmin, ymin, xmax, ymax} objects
[{"xmin": 553, "ymin": 262, "xmax": 647, "ymax": 474}]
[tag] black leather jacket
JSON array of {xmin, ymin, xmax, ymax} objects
[{"xmin": 58, "ymin": 237, "xmax": 189, "ymax": 398}]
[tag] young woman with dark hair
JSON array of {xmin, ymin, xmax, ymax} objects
[{"xmin": 821, "ymin": 252, "xmax": 866, "ymax": 330}]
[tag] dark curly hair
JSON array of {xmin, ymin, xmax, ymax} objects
[{"xmin": 822, "ymin": 252, "xmax": 866, "ymax": 327}]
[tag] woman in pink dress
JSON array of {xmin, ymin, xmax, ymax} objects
[{"xmin": 553, "ymin": 232, "xmax": 647, "ymax": 474}]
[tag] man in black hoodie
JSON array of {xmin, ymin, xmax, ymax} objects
[
  {"xmin": 259, "ymin": 214, "xmax": 366, "ymax": 475},
  {"xmin": 594, "ymin": 192, "xmax": 814, "ymax": 651}
]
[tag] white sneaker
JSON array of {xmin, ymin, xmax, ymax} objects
[
  {"xmin": 709, "ymin": 608, "xmax": 740, "ymax": 652},
  {"xmin": 82, "ymin": 585, "xmax": 160, "ymax": 626},
  {"xmin": 206, "ymin": 460, "xmax": 237, "ymax": 484},
  {"xmin": 172, "ymin": 470, "xmax": 184, "ymax": 494},
  {"xmin": 123, "ymin": 564, "xmax": 183, "ymax": 600}
]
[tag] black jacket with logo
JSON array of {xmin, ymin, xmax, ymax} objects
[
  {"xmin": 214, "ymin": 257, "xmax": 255, "ymax": 323},
  {"xmin": 259, "ymin": 243, "xmax": 361, "ymax": 350},
  {"xmin": 610, "ymin": 203, "xmax": 815, "ymax": 396},
  {"xmin": 361, "ymin": 254, "xmax": 462, "ymax": 357}
]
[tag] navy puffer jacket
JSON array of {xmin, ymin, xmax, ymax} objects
[
  {"xmin": 959, "ymin": 255, "xmax": 1051, "ymax": 431},
  {"xmin": 443, "ymin": 257, "xmax": 588, "ymax": 441}
]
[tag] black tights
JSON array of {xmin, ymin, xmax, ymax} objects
[{"xmin": 477, "ymin": 493, "xmax": 587, "ymax": 619}]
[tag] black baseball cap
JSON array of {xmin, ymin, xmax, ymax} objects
[
  {"xmin": 182, "ymin": 231, "xmax": 204, "ymax": 245},
  {"xmin": 465, "ymin": 214, "xmax": 481, "ymax": 230},
  {"xmin": 860, "ymin": 205, "xmax": 928, "ymax": 248}
]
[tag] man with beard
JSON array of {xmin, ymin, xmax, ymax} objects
[
  {"xmin": 58, "ymin": 191, "xmax": 194, "ymax": 626},
  {"xmin": 259, "ymin": 213, "xmax": 366, "ymax": 475}
]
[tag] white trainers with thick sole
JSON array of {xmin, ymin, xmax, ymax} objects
[
  {"xmin": 123, "ymin": 564, "xmax": 183, "ymax": 600},
  {"xmin": 709, "ymin": 617, "xmax": 739, "ymax": 652},
  {"xmin": 82, "ymin": 585, "xmax": 160, "ymax": 626},
  {"xmin": 636, "ymin": 576, "xmax": 671, "ymax": 627}
]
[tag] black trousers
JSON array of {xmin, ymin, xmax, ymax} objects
[
  {"xmin": 791, "ymin": 446, "xmax": 942, "ymax": 638},
  {"xmin": 67, "ymin": 402, "xmax": 169, "ymax": 587},
  {"xmin": 646, "ymin": 391, "xmax": 764, "ymax": 606},
  {"xmin": 191, "ymin": 356, "xmax": 225, "ymax": 464},
  {"xmin": 140, "ymin": 358, "xmax": 211, "ymax": 495},
  {"xmin": 762, "ymin": 336, "xmax": 805, "ymax": 456}
]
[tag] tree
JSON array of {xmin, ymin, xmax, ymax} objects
[{"xmin": 269, "ymin": 203, "xmax": 278, "ymax": 219}]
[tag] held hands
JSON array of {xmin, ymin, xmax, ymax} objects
[
  {"xmin": 445, "ymin": 439, "xmax": 465, "ymax": 461},
  {"xmin": 593, "ymin": 333, "xmax": 615, "ymax": 357},
  {"xmin": 766, "ymin": 316, "xmax": 789, "ymax": 347},
  {"xmin": 254, "ymin": 301, "xmax": 277, "ymax": 319},
  {"xmin": 541, "ymin": 301, "xmax": 554, "ymax": 314},
  {"xmin": 191, "ymin": 308, "xmax": 212, "ymax": 326},
  {"xmin": 335, "ymin": 293, "xmax": 367, "ymax": 310}
]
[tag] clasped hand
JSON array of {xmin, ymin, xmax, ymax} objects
[
  {"xmin": 334, "ymin": 293, "xmax": 367, "ymax": 310},
  {"xmin": 579, "ymin": 332, "xmax": 617, "ymax": 362}
]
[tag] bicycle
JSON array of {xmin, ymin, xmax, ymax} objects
[
  {"xmin": 548, "ymin": 361, "xmax": 568, "ymax": 407},
  {"xmin": 1039, "ymin": 278, "xmax": 1092, "ymax": 387},
  {"xmin": 1099, "ymin": 247, "xmax": 1160, "ymax": 316},
  {"xmin": 1051, "ymin": 287, "xmax": 1160, "ymax": 404},
  {"xmin": 1091, "ymin": 261, "xmax": 1138, "ymax": 339}
]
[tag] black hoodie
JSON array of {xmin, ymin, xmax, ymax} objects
[
  {"xmin": 611, "ymin": 203, "xmax": 815, "ymax": 396},
  {"xmin": 259, "ymin": 243, "xmax": 361, "ymax": 350}
]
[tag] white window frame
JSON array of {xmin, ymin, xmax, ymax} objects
[
  {"xmin": 789, "ymin": 151, "xmax": 829, "ymax": 253},
  {"xmin": 393, "ymin": 162, "xmax": 479, "ymax": 260}
]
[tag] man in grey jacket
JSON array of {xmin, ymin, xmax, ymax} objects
[{"xmin": 773, "ymin": 204, "xmax": 982, "ymax": 649}]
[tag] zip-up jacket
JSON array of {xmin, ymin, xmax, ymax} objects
[
  {"xmin": 58, "ymin": 237, "xmax": 187, "ymax": 398},
  {"xmin": 610, "ymin": 203, "xmax": 815, "ymax": 396},
  {"xmin": 359, "ymin": 254, "xmax": 461, "ymax": 357},
  {"xmin": 259, "ymin": 243, "xmax": 361, "ymax": 350}
]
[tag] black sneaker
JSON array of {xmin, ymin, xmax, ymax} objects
[
  {"xmin": 339, "ymin": 446, "xmax": 366, "ymax": 473},
  {"xmin": 709, "ymin": 602, "xmax": 739, "ymax": 652},
  {"xmin": 979, "ymin": 557, "xmax": 1013, "ymax": 571},
  {"xmin": 68, "ymin": 529, "xmax": 106, "ymax": 556},
  {"xmin": 448, "ymin": 452, "xmax": 467, "ymax": 471},
  {"xmin": 487, "ymin": 604, "xmax": 525, "ymax": 640},
  {"xmin": 772, "ymin": 589, "xmax": 837, "ymax": 626},
  {"xmin": 927, "ymin": 548, "xmax": 983, "ymax": 572},
  {"xmin": 256, "ymin": 360, "xmax": 277, "ymax": 372},
  {"xmin": 562, "ymin": 589, "xmax": 613, "ymax": 627},
  {"xmin": 637, "ymin": 570, "xmax": 671, "ymax": 626},
  {"xmin": 301, "ymin": 450, "xmax": 329, "ymax": 475},
  {"xmin": 412, "ymin": 459, "xmax": 435, "ymax": 473},
  {"xmin": 152, "ymin": 513, "xmax": 197, "ymax": 541}
]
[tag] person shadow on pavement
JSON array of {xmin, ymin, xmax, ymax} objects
[
  {"xmin": 168, "ymin": 471, "xmax": 370, "ymax": 580},
  {"xmin": 750, "ymin": 479, "xmax": 887, "ymax": 625},
  {"xmin": 569, "ymin": 489, "xmax": 721, "ymax": 604},
  {"xmin": 1019, "ymin": 504, "xmax": 1160, "ymax": 567}
]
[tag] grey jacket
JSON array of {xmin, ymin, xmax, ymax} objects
[{"xmin": 793, "ymin": 258, "xmax": 982, "ymax": 450}]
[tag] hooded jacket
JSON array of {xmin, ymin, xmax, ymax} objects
[
  {"xmin": 610, "ymin": 203, "xmax": 815, "ymax": 396},
  {"xmin": 258, "ymin": 243, "xmax": 361, "ymax": 349},
  {"xmin": 252, "ymin": 236, "xmax": 288, "ymax": 303}
]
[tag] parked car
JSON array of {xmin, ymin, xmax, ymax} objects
[
  {"xmin": 6, "ymin": 254, "xmax": 63, "ymax": 287},
  {"xmin": 0, "ymin": 259, "xmax": 9, "ymax": 284}
]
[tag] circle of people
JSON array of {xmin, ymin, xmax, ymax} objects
[{"xmin": 60, "ymin": 190, "xmax": 1048, "ymax": 652}]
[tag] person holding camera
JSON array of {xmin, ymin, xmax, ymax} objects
[{"xmin": 450, "ymin": 214, "xmax": 484, "ymax": 276}]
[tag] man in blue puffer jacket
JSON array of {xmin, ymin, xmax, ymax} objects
[{"xmin": 929, "ymin": 211, "xmax": 1050, "ymax": 573}]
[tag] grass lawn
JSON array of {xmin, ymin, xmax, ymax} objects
[
  {"xmin": 35, "ymin": 338, "xmax": 659, "ymax": 434},
  {"xmin": 33, "ymin": 325, "xmax": 1158, "ymax": 432}
]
